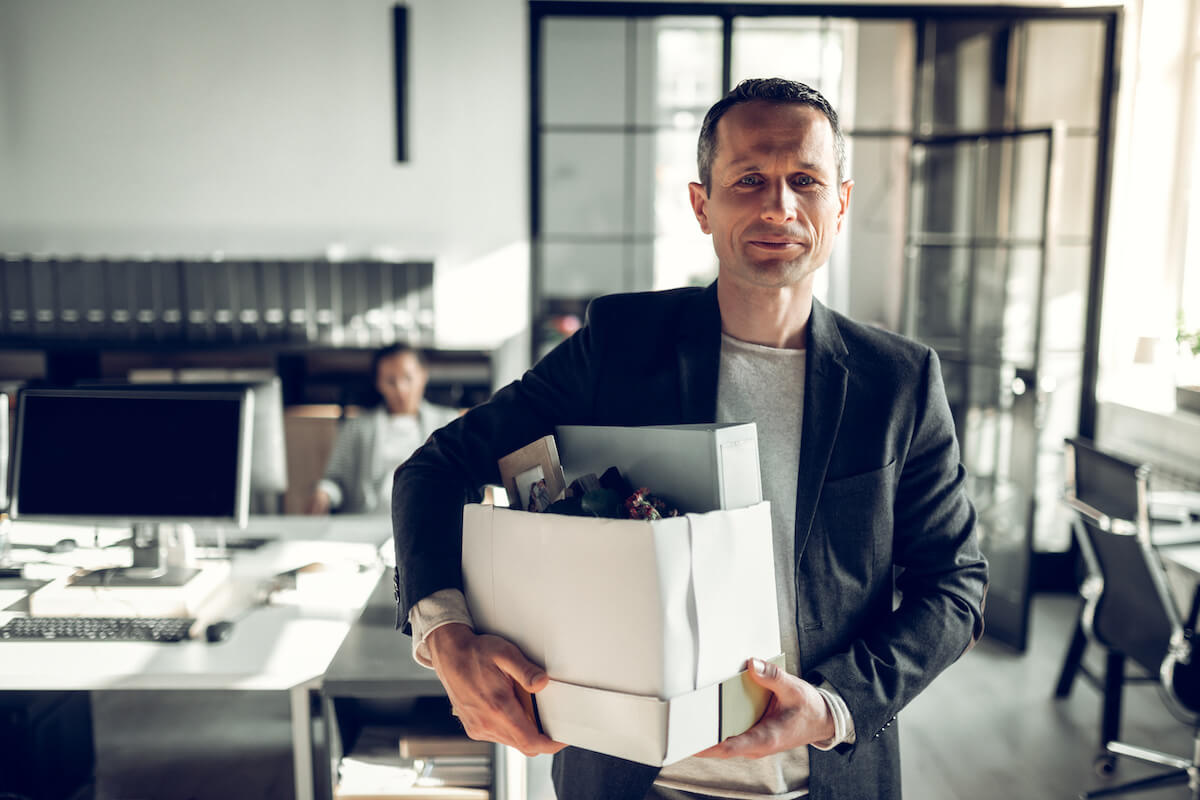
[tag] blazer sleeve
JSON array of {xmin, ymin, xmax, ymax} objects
[
  {"xmin": 806, "ymin": 348, "xmax": 987, "ymax": 752},
  {"xmin": 391, "ymin": 312, "xmax": 604, "ymax": 632},
  {"xmin": 320, "ymin": 416, "xmax": 367, "ymax": 512}
]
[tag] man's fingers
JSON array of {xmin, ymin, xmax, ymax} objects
[
  {"xmin": 745, "ymin": 657, "xmax": 783, "ymax": 687},
  {"xmin": 492, "ymin": 642, "xmax": 550, "ymax": 692}
]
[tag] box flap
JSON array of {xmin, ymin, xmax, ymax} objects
[
  {"xmin": 690, "ymin": 503, "xmax": 780, "ymax": 687},
  {"xmin": 537, "ymin": 679, "xmax": 719, "ymax": 767}
]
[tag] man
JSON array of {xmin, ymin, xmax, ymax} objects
[
  {"xmin": 309, "ymin": 343, "xmax": 458, "ymax": 515},
  {"xmin": 393, "ymin": 78, "xmax": 987, "ymax": 799}
]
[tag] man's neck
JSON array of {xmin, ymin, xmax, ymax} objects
[{"xmin": 717, "ymin": 278, "xmax": 814, "ymax": 350}]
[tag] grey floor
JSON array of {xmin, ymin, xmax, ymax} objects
[{"xmin": 79, "ymin": 592, "xmax": 1195, "ymax": 800}]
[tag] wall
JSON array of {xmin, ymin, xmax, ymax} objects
[{"xmin": 0, "ymin": 0, "xmax": 529, "ymax": 351}]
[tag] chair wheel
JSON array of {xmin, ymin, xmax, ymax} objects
[{"xmin": 1094, "ymin": 754, "xmax": 1117, "ymax": 777}]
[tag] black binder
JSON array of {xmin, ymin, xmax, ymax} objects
[
  {"xmin": 390, "ymin": 260, "xmax": 415, "ymax": 340},
  {"xmin": 284, "ymin": 260, "xmax": 312, "ymax": 343},
  {"xmin": 81, "ymin": 259, "xmax": 108, "ymax": 340},
  {"xmin": 340, "ymin": 260, "xmax": 368, "ymax": 346},
  {"xmin": 259, "ymin": 260, "xmax": 286, "ymax": 342},
  {"xmin": 104, "ymin": 259, "xmax": 136, "ymax": 341},
  {"xmin": 130, "ymin": 258, "xmax": 157, "ymax": 341},
  {"xmin": 157, "ymin": 259, "xmax": 185, "ymax": 342},
  {"xmin": 312, "ymin": 259, "xmax": 337, "ymax": 345},
  {"xmin": 230, "ymin": 260, "xmax": 261, "ymax": 343},
  {"xmin": 3, "ymin": 256, "xmax": 32, "ymax": 339},
  {"xmin": 414, "ymin": 260, "xmax": 434, "ymax": 340},
  {"xmin": 209, "ymin": 260, "xmax": 236, "ymax": 344},
  {"xmin": 181, "ymin": 259, "xmax": 213, "ymax": 342},
  {"xmin": 30, "ymin": 256, "xmax": 56, "ymax": 338},
  {"xmin": 54, "ymin": 258, "xmax": 85, "ymax": 340},
  {"xmin": 363, "ymin": 260, "xmax": 388, "ymax": 345}
]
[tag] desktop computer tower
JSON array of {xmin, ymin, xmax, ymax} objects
[{"xmin": 0, "ymin": 691, "xmax": 94, "ymax": 800}]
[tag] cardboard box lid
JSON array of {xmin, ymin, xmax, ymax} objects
[{"xmin": 462, "ymin": 502, "xmax": 779, "ymax": 698}]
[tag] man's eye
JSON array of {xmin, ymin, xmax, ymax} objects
[
  {"xmin": 793, "ymin": 175, "xmax": 814, "ymax": 187},
  {"xmin": 738, "ymin": 175, "xmax": 762, "ymax": 186}
]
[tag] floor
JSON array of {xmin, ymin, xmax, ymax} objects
[{"xmin": 54, "ymin": 593, "xmax": 1200, "ymax": 799}]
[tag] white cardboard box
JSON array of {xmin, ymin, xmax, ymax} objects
[
  {"xmin": 461, "ymin": 501, "xmax": 780, "ymax": 765},
  {"xmin": 555, "ymin": 423, "xmax": 762, "ymax": 512}
]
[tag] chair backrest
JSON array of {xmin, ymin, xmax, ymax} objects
[
  {"xmin": 1064, "ymin": 438, "xmax": 1181, "ymax": 675},
  {"xmin": 1065, "ymin": 436, "xmax": 1147, "ymax": 528},
  {"xmin": 1066, "ymin": 437, "xmax": 1200, "ymax": 722}
]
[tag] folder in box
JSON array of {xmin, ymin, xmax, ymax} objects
[{"xmin": 555, "ymin": 423, "xmax": 762, "ymax": 512}]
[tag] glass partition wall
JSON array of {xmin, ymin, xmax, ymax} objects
[{"xmin": 531, "ymin": 3, "xmax": 1119, "ymax": 651}]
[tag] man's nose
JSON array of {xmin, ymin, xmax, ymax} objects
[{"xmin": 761, "ymin": 181, "xmax": 798, "ymax": 224}]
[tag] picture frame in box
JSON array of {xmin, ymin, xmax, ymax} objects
[{"xmin": 497, "ymin": 435, "xmax": 566, "ymax": 511}]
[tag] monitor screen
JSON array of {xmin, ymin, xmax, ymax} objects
[
  {"xmin": 10, "ymin": 387, "xmax": 252, "ymax": 525},
  {"xmin": 71, "ymin": 377, "xmax": 287, "ymax": 499}
]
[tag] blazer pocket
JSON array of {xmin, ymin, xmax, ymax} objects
[{"xmin": 813, "ymin": 459, "xmax": 898, "ymax": 581}]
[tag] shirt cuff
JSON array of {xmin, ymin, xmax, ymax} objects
[
  {"xmin": 408, "ymin": 588, "xmax": 474, "ymax": 667},
  {"xmin": 317, "ymin": 479, "xmax": 343, "ymax": 510},
  {"xmin": 811, "ymin": 681, "xmax": 856, "ymax": 749}
]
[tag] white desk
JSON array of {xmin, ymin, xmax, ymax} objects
[{"xmin": 0, "ymin": 513, "xmax": 392, "ymax": 800}]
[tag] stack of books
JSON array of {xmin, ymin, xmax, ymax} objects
[{"xmin": 334, "ymin": 726, "xmax": 492, "ymax": 800}]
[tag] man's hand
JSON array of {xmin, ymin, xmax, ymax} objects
[
  {"xmin": 426, "ymin": 622, "xmax": 566, "ymax": 757},
  {"xmin": 695, "ymin": 657, "xmax": 836, "ymax": 759},
  {"xmin": 306, "ymin": 490, "xmax": 331, "ymax": 515}
]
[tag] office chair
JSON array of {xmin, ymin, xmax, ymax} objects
[
  {"xmin": 1064, "ymin": 437, "xmax": 1200, "ymax": 798},
  {"xmin": 1056, "ymin": 437, "xmax": 1161, "ymax": 771}
]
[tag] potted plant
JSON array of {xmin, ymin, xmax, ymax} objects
[{"xmin": 1177, "ymin": 314, "xmax": 1200, "ymax": 414}]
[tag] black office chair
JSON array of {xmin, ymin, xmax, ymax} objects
[
  {"xmin": 1056, "ymin": 438, "xmax": 1161, "ymax": 769},
  {"xmin": 1064, "ymin": 436, "xmax": 1200, "ymax": 798}
]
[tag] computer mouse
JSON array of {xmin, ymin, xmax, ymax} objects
[
  {"xmin": 204, "ymin": 620, "xmax": 234, "ymax": 643},
  {"xmin": 52, "ymin": 538, "xmax": 76, "ymax": 553}
]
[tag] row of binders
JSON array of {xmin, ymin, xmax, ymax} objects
[{"xmin": 0, "ymin": 255, "xmax": 435, "ymax": 346}]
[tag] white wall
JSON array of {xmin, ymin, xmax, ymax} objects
[
  {"xmin": 0, "ymin": 0, "xmax": 529, "ymax": 349},
  {"xmin": 1097, "ymin": 0, "xmax": 1195, "ymax": 408}
]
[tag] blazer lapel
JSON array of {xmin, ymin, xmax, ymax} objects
[
  {"xmin": 794, "ymin": 298, "xmax": 848, "ymax": 560},
  {"xmin": 677, "ymin": 281, "xmax": 722, "ymax": 424}
]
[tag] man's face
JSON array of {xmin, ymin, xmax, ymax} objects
[
  {"xmin": 689, "ymin": 101, "xmax": 852, "ymax": 292},
  {"xmin": 376, "ymin": 351, "xmax": 427, "ymax": 415}
]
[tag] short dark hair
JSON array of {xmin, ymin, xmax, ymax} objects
[
  {"xmin": 371, "ymin": 342, "xmax": 425, "ymax": 382},
  {"xmin": 697, "ymin": 78, "xmax": 846, "ymax": 192}
]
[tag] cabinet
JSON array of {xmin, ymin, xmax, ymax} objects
[{"xmin": 319, "ymin": 572, "xmax": 523, "ymax": 800}]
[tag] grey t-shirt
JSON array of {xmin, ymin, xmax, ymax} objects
[{"xmin": 655, "ymin": 332, "xmax": 812, "ymax": 799}]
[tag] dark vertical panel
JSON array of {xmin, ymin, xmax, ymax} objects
[
  {"xmin": 1078, "ymin": 12, "xmax": 1120, "ymax": 440},
  {"xmin": 393, "ymin": 4, "xmax": 409, "ymax": 162}
]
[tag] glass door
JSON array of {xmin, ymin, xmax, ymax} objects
[{"xmin": 904, "ymin": 127, "xmax": 1060, "ymax": 651}]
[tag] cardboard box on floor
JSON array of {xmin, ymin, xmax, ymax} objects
[{"xmin": 461, "ymin": 423, "xmax": 781, "ymax": 766}]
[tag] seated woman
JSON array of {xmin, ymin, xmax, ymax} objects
[{"xmin": 307, "ymin": 344, "xmax": 459, "ymax": 515}]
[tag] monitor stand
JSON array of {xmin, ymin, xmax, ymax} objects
[{"xmin": 71, "ymin": 522, "xmax": 202, "ymax": 587}]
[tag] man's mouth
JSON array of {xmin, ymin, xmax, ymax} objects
[{"xmin": 748, "ymin": 240, "xmax": 803, "ymax": 250}]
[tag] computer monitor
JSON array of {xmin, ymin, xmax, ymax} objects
[
  {"xmin": 171, "ymin": 378, "xmax": 287, "ymax": 512},
  {"xmin": 9, "ymin": 387, "xmax": 253, "ymax": 583},
  {"xmin": 79, "ymin": 377, "xmax": 288, "ymax": 512}
]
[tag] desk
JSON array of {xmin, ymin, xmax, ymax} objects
[
  {"xmin": 1158, "ymin": 535, "xmax": 1200, "ymax": 620},
  {"xmin": 0, "ymin": 513, "xmax": 391, "ymax": 800}
]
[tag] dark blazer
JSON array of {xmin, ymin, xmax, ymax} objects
[{"xmin": 392, "ymin": 282, "xmax": 987, "ymax": 800}]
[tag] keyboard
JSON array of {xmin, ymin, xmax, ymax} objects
[{"xmin": 0, "ymin": 615, "xmax": 196, "ymax": 642}]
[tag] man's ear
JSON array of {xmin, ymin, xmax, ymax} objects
[
  {"xmin": 688, "ymin": 182, "xmax": 712, "ymax": 234},
  {"xmin": 836, "ymin": 179, "xmax": 854, "ymax": 233}
]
